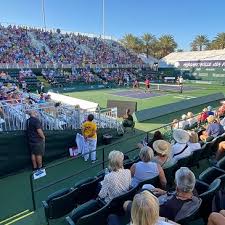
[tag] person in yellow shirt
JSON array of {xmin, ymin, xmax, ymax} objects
[{"xmin": 82, "ymin": 114, "xmax": 97, "ymax": 163}]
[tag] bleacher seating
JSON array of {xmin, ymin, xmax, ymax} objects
[{"xmin": 36, "ymin": 101, "xmax": 225, "ymax": 225}]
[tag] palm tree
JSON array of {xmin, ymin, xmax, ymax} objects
[
  {"xmin": 191, "ymin": 35, "xmax": 210, "ymax": 51},
  {"xmin": 120, "ymin": 34, "xmax": 143, "ymax": 53},
  {"xmin": 141, "ymin": 33, "xmax": 157, "ymax": 58},
  {"xmin": 209, "ymin": 33, "xmax": 225, "ymax": 49},
  {"xmin": 157, "ymin": 35, "xmax": 177, "ymax": 58}
]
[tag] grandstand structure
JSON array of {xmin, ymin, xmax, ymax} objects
[{"xmin": 160, "ymin": 49, "xmax": 225, "ymax": 83}]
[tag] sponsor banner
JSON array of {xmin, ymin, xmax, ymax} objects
[{"xmin": 178, "ymin": 60, "xmax": 225, "ymax": 68}]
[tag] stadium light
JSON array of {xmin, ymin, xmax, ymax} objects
[{"xmin": 41, "ymin": 0, "xmax": 47, "ymax": 30}]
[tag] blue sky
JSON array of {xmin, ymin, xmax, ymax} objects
[{"xmin": 0, "ymin": 0, "xmax": 225, "ymax": 50}]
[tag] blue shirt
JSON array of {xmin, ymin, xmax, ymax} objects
[{"xmin": 206, "ymin": 123, "xmax": 224, "ymax": 137}]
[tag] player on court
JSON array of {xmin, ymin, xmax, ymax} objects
[
  {"xmin": 133, "ymin": 79, "xmax": 140, "ymax": 89},
  {"xmin": 145, "ymin": 78, "xmax": 150, "ymax": 93},
  {"xmin": 178, "ymin": 76, "xmax": 184, "ymax": 93}
]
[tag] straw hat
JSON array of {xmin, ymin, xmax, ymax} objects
[
  {"xmin": 153, "ymin": 140, "xmax": 171, "ymax": 156},
  {"xmin": 187, "ymin": 112, "xmax": 194, "ymax": 118},
  {"xmin": 173, "ymin": 129, "xmax": 190, "ymax": 144},
  {"xmin": 207, "ymin": 115, "xmax": 216, "ymax": 123}
]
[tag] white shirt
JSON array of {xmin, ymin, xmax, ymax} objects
[
  {"xmin": 172, "ymin": 143, "xmax": 192, "ymax": 161},
  {"xmin": 98, "ymin": 169, "xmax": 131, "ymax": 203},
  {"xmin": 178, "ymin": 120, "xmax": 189, "ymax": 129},
  {"xmin": 187, "ymin": 117, "xmax": 198, "ymax": 127},
  {"xmin": 220, "ymin": 117, "xmax": 225, "ymax": 129},
  {"xmin": 187, "ymin": 142, "xmax": 201, "ymax": 152}
]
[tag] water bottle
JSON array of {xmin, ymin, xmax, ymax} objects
[{"xmin": 104, "ymin": 168, "xmax": 109, "ymax": 175}]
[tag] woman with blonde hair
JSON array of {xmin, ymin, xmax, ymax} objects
[
  {"xmin": 187, "ymin": 131, "xmax": 201, "ymax": 152},
  {"xmin": 130, "ymin": 146, "xmax": 167, "ymax": 189},
  {"xmin": 187, "ymin": 112, "xmax": 197, "ymax": 127},
  {"xmin": 99, "ymin": 150, "xmax": 131, "ymax": 203},
  {"xmin": 108, "ymin": 191, "xmax": 178, "ymax": 225}
]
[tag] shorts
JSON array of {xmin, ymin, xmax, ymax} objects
[
  {"xmin": 29, "ymin": 142, "xmax": 45, "ymax": 156},
  {"xmin": 146, "ymin": 84, "xmax": 150, "ymax": 88}
]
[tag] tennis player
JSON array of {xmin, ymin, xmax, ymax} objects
[
  {"xmin": 133, "ymin": 79, "xmax": 140, "ymax": 89},
  {"xmin": 178, "ymin": 76, "xmax": 184, "ymax": 93},
  {"xmin": 145, "ymin": 78, "xmax": 150, "ymax": 92}
]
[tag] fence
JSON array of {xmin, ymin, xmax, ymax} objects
[
  {"xmin": 0, "ymin": 63, "xmax": 153, "ymax": 70},
  {"xmin": 0, "ymin": 99, "xmax": 121, "ymax": 132},
  {"xmin": 28, "ymin": 105, "xmax": 223, "ymax": 210}
]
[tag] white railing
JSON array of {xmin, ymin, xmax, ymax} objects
[
  {"xmin": 0, "ymin": 63, "xmax": 150, "ymax": 69},
  {"xmin": 0, "ymin": 100, "xmax": 122, "ymax": 132}
]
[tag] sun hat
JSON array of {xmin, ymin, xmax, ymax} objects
[
  {"xmin": 153, "ymin": 140, "xmax": 171, "ymax": 156},
  {"xmin": 181, "ymin": 114, "xmax": 187, "ymax": 120},
  {"xmin": 187, "ymin": 112, "xmax": 194, "ymax": 118},
  {"xmin": 207, "ymin": 115, "xmax": 216, "ymax": 123},
  {"xmin": 173, "ymin": 129, "xmax": 190, "ymax": 144}
]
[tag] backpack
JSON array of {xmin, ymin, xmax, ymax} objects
[{"xmin": 212, "ymin": 190, "xmax": 225, "ymax": 212}]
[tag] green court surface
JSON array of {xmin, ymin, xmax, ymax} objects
[{"xmin": 1, "ymin": 83, "xmax": 225, "ymax": 225}]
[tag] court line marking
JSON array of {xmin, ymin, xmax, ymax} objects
[
  {"xmin": 0, "ymin": 210, "xmax": 29, "ymax": 224},
  {"xmin": 5, "ymin": 212, "xmax": 34, "ymax": 225}
]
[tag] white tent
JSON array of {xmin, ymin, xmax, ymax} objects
[{"xmin": 48, "ymin": 92, "xmax": 99, "ymax": 111}]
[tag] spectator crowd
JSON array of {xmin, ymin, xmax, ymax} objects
[{"xmin": 0, "ymin": 25, "xmax": 143, "ymax": 66}]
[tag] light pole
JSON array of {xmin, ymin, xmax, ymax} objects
[
  {"xmin": 41, "ymin": 0, "xmax": 47, "ymax": 30},
  {"xmin": 102, "ymin": 0, "xmax": 105, "ymax": 38}
]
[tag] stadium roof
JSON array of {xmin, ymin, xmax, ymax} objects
[{"xmin": 160, "ymin": 49, "xmax": 225, "ymax": 67}]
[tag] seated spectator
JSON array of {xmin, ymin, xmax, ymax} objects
[
  {"xmin": 152, "ymin": 167, "xmax": 202, "ymax": 222},
  {"xmin": 187, "ymin": 112, "xmax": 198, "ymax": 128},
  {"xmin": 171, "ymin": 119, "xmax": 179, "ymax": 130},
  {"xmin": 122, "ymin": 109, "xmax": 134, "ymax": 128},
  {"xmin": 217, "ymin": 101, "xmax": 225, "ymax": 117},
  {"xmin": 198, "ymin": 108, "xmax": 208, "ymax": 124},
  {"xmin": 208, "ymin": 210, "xmax": 225, "ymax": 225},
  {"xmin": 145, "ymin": 131, "xmax": 164, "ymax": 149},
  {"xmin": 200, "ymin": 116, "xmax": 224, "ymax": 142},
  {"xmin": 187, "ymin": 131, "xmax": 201, "ymax": 152},
  {"xmin": 215, "ymin": 141, "xmax": 225, "ymax": 161},
  {"xmin": 108, "ymin": 191, "xmax": 178, "ymax": 225},
  {"xmin": 207, "ymin": 106, "xmax": 215, "ymax": 116},
  {"xmin": 178, "ymin": 114, "xmax": 189, "ymax": 129},
  {"xmin": 220, "ymin": 117, "xmax": 225, "ymax": 129},
  {"xmin": 130, "ymin": 146, "xmax": 167, "ymax": 189},
  {"xmin": 171, "ymin": 129, "xmax": 192, "ymax": 161},
  {"xmin": 99, "ymin": 150, "xmax": 131, "ymax": 203},
  {"xmin": 152, "ymin": 140, "xmax": 177, "ymax": 168}
]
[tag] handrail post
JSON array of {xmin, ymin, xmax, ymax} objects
[
  {"xmin": 29, "ymin": 173, "xmax": 36, "ymax": 211},
  {"xmin": 146, "ymin": 131, "xmax": 149, "ymax": 143},
  {"xmin": 102, "ymin": 148, "xmax": 105, "ymax": 170}
]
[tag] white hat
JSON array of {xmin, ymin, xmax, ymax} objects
[
  {"xmin": 173, "ymin": 129, "xmax": 190, "ymax": 144},
  {"xmin": 220, "ymin": 100, "xmax": 225, "ymax": 104},
  {"xmin": 181, "ymin": 114, "xmax": 187, "ymax": 120},
  {"xmin": 153, "ymin": 140, "xmax": 171, "ymax": 156}
]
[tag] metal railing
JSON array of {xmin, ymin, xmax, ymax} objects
[
  {"xmin": 28, "ymin": 105, "xmax": 224, "ymax": 210},
  {"xmin": 0, "ymin": 63, "xmax": 153, "ymax": 70}
]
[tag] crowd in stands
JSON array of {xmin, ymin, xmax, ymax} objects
[
  {"xmin": 60, "ymin": 101, "xmax": 225, "ymax": 225},
  {"xmin": 0, "ymin": 25, "xmax": 143, "ymax": 66}
]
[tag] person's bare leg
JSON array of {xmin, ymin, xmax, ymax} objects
[
  {"xmin": 216, "ymin": 142, "xmax": 225, "ymax": 160},
  {"xmin": 208, "ymin": 212, "xmax": 225, "ymax": 225},
  {"xmin": 36, "ymin": 155, "xmax": 43, "ymax": 169},
  {"xmin": 31, "ymin": 154, "xmax": 37, "ymax": 170}
]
